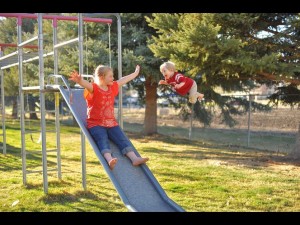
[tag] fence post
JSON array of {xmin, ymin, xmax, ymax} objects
[{"xmin": 247, "ymin": 93, "xmax": 252, "ymax": 147}]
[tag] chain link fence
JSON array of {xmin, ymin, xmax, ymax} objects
[
  {"xmin": 1, "ymin": 93, "xmax": 299, "ymax": 154},
  {"xmin": 122, "ymin": 94, "xmax": 300, "ymax": 154}
]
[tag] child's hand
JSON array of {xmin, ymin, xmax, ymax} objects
[
  {"xmin": 159, "ymin": 80, "xmax": 168, "ymax": 85},
  {"xmin": 69, "ymin": 70, "xmax": 82, "ymax": 83},
  {"xmin": 135, "ymin": 65, "xmax": 140, "ymax": 74}
]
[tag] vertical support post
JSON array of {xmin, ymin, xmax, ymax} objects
[
  {"xmin": 17, "ymin": 16, "xmax": 27, "ymax": 186},
  {"xmin": 52, "ymin": 18, "xmax": 62, "ymax": 180},
  {"xmin": 0, "ymin": 50, "xmax": 6, "ymax": 155},
  {"xmin": 189, "ymin": 104, "xmax": 194, "ymax": 140},
  {"xmin": 78, "ymin": 13, "xmax": 87, "ymax": 191},
  {"xmin": 247, "ymin": 93, "xmax": 252, "ymax": 147},
  {"xmin": 38, "ymin": 13, "xmax": 48, "ymax": 194},
  {"xmin": 116, "ymin": 14, "xmax": 123, "ymax": 128}
]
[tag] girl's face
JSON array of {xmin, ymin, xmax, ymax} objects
[
  {"xmin": 161, "ymin": 67, "xmax": 174, "ymax": 80},
  {"xmin": 101, "ymin": 70, "xmax": 114, "ymax": 85}
]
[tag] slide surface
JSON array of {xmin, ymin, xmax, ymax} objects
[{"xmin": 58, "ymin": 86, "xmax": 185, "ymax": 212}]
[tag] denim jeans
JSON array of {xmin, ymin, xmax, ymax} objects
[{"xmin": 89, "ymin": 125, "xmax": 134, "ymax": 156}]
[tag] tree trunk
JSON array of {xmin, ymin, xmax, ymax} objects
[
  {"xmin": 28, "ymin": 94, "xmax": 38, "ymax": 120},
  {"xmin": 143, "ymin": 76, "xmax": 157, "ymax": 135},
  {"xmin": 288, "ymin": 122, "xmax": 300, "ymax": 160},
  {"xmin": 12, "ymin": 97, "xmax": 18, "ymax": 119}
]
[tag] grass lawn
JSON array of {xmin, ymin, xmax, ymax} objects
[{"xmin": 0, "ymin": 118, "xmax": 300, "ymax": 212}]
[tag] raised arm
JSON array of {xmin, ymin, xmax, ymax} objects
[
  {"xmin": 68, "ymin": 70, "xmax": 93, "ymax": 93},
  {"xmin": 117, "ymin": 65, "xmax": 140, "ymax": 86}
]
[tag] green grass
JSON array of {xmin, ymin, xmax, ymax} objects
[{"xmin": 0, "ymin": 118, "xmax": 300, "ymax": 212}]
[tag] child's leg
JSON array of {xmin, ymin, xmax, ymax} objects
[
  {"xmin": 89, "ymin": 126, "xmax": 118, "ymax": 170},
  {"xmin": 108, "ymin": 126, "xmax": 149, "ymax": 166},
  {"xmin": 188, "ymin": 81, "xmax": 199, "ymax": 104}
]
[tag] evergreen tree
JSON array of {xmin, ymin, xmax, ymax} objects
[{"xmin": 146, "ymin": 13, "xmax": 300, "ymax": 127}]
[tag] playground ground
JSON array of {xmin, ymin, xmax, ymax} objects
[{"xmin": 0, "ymin": 112, "xmax": 300, "ymax": 212}]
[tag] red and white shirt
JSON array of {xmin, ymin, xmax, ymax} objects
[
  {"xmin": 84, "ymin": 81, "xmax": 119, "ymax": 128},
  {"xmin": 166, "ymin": 72, "xmax": 194, "ymax": 96}
]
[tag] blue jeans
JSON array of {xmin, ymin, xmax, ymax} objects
[{"xmin": 88, "ymin": 125, "xmax": 134, "ymax": 156}]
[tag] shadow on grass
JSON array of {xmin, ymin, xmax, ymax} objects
[
  {"xmin": 38, "ymin": 187, "xmax": 123, "ymax": 211},
  {"xmin": 126, "ymin": 131, "xmax": 300, "ymax": 169},
  {"xmin": 0, "ymin": 143, "xmax": 60, "ymax": 172},
  {"xmin": 25, "ymin": 179, "xmax": 72, "ymax": 189},
  {"xmin": 0, "ymin": 143, "xmax": 22, "ymax": 171}
]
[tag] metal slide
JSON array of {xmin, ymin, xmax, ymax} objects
[{"xmin": 57, "ymin": 86, "xmax": 185, "ymax": 212}]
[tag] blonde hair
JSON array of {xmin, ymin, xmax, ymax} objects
[
  {"xmin": 94, "ymin": 65, "xmax": 112, "ymax": 82},
  {"xmin": 94, "ymin": 65, "xmax": 112, "ymax": 79},
  {"xmin": 160, "ymin": 61, "xmax": 176, "ymax": 73}
]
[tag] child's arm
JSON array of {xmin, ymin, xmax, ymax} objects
[
  {"xmin": 117, "ymin": 65, "xmax": 140, "ymax": 86},
  {"xmin": 159, "ymin": 80, "xmax": 168, "ymax": 85},
  {"xmin": 174, "ymin": 82, "xmax": 185, "ymax": 90},
  {"xmin": 69, "ymin": 70, "xmax": 93, "ymax": 93}
]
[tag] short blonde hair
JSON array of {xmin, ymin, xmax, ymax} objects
[
  {"xmin": 160, "ymin": 61, "xmax": 176, "ymax": 73},
  {"xmin": 94, "ymin": 65, "xmax": 112, "ymax": 77},
  {"xmin": 94, "ymin": 65, "xmax": 112, "ymax": 78}
]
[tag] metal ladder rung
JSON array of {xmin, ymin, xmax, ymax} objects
[
  {"xmin": 24, "ymin": 110, "xmax": 40, "ymax": 114},
  {"xmin": 45, "ymin": 110, "xmax": 56, "ymax": 113},
  {"xmin": 25, "ymin": 149, "xmax": 58, "ymax": 154},
  {"xmin": 24, "ymin": 130, "xmax": 56, "ymax": 134},
  {"xmin": 26, "ymin": 150, "xmax": 42, "ymax": 154},
  {"xmin": 24, "ymin": 110, "xmax": 56, "ymax": 114},
  {"xmin": 26, "ymin": 168, "xmax": 57, "ymax": 174},
  {"xmin": 24, "ymin": 130, "xmax": 40, "ymax": 134},
  {"xmin": 46, "ymin": 149, "xmax": 58, "ymax": 153}
]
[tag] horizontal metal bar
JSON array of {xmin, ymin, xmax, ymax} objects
[
  {"xmin": 0, "ymin": 43, "xmax": 38, "ymax": 49},
  {"xmin": 54, "ymin": 38, "xmax": 78, "ymax": 49},
  {"xmin": 1, "ymin": 51, "xmax": 53, "ymax": 69},
  {"xmin": 24, "ymin": 130, "xmax": 57, "ymax": 134},
  {"xmin": 25, "ymin": 149, "xmax": 57, "ymax": 154},
  {"xmin": 0, "ymin": 13, "xmax": 113, "ymax": 24},
  {"xmin": 26, "ymin": 168, "xmax": 57, "ymax": 174},
  {"xmin": 22, "ymin": 51, "xmax": 54, "ymax": 63},
  {"xmin": 0, "ymin": 51, "xmax": 18, "ymax": 61},
  {"xmin": 18, "ymin": 36, "xmax": 38, "ymax": 47}
]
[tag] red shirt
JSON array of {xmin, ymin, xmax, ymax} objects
[
  {"xmin": 84, "ymin": 81, "xmax": 119, "ymax": 128},
  {"xmin": 166, "ymin": 72, "xmax": 194, "ymax": 96}
]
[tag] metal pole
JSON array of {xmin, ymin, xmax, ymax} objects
[
  {"xmin": 52, "ymin": 18, "xmax": 62, "ymax": 180},
  {"xmin": 115, "ymin": 14, "xmax": 123, "ymax": 128},
  {"xmin": 189, "ymin": 104, "xmax": 194, "ymax": 140},
  {"xmin": 38, "ymin": 13, "xmax": 48, "ymax": 194},
  {"xmin": 78, "ymin": 13, "xmax": 87, "ymax": 191},
  {"xmin": 247, "ymin": 93, "xmax": 252, "ymax": 147},
  {"xmin": 0, "ymin": 50, "xmax": 6, "ymax": 155},
  {"xmin": 17, "ymin": 16, "xmax": 27, "ymax": 186}
]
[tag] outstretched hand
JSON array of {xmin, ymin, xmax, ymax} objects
[
  {"xmin": 68, "ymin": 70, "xmax": 82, "ymax": 83},
  {"xmin": 159, "ymin": 80, "xmax": 168, "ymax": 85},
  {"xmin": 134, "ymin": 65, "xmax": 140, "ymax": 75}
]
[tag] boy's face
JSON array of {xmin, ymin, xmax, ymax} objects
[{"xmin": 161, "ymin": 67, "xmax": 174, "ymax": 80}]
